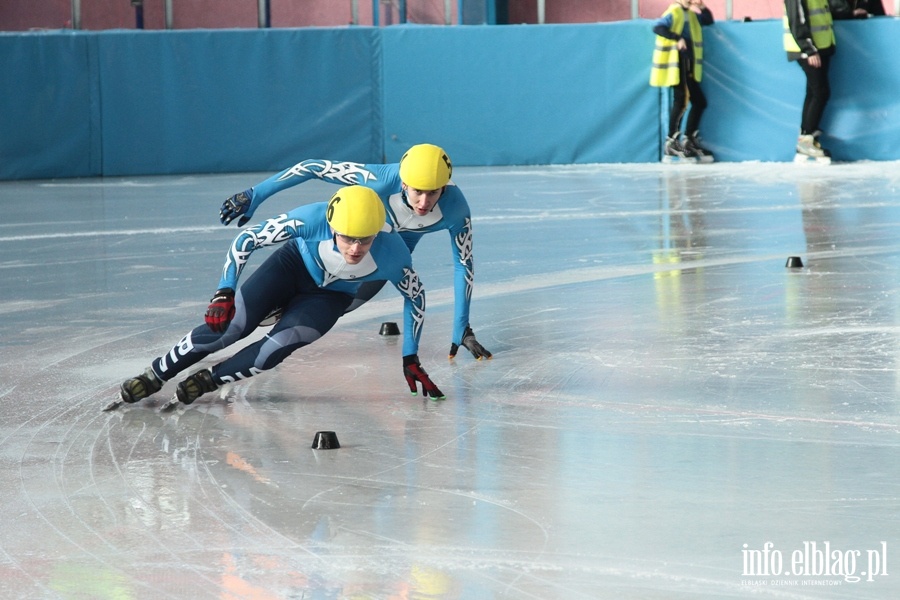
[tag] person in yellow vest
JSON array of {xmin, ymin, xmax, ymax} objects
[
  {"xmin": 650, "ymin": 0, "xmax": 715, "ymax": 163},
  {"xmin": 784, "ymin": 0, "xmax": 836, "ymax": 163}
]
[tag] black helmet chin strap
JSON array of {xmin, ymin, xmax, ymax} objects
[{"xmin": 400, "ymin": 186, "xmax": 411, "ymax": 209}]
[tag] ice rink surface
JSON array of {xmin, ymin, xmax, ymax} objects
[{"xmin": 1, "ymin": 162, "xmax": 899, "ymax": 599}]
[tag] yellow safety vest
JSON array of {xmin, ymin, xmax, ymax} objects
[
  {"xmin": 650, "ymin": 5, "xmax": 704, "ymax": 87},
  {"xmin": 783, "ymin": 0, "xmax": 834, "ymax": 54}
]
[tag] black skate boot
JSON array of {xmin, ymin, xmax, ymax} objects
[
  {"xmin": 683, "ymin": 131, "xmax": 714, "ymax": 164},
  {"xmin": 164, "ymin": 369, "xmax": 218, "ymax": 409},
  {"xmin": 104, "ymin": 366, "xmax": 163, "ymax": 411},
  {"xmin": 662, "ymin": 134, "xmax": 698, "ymax": 164}
]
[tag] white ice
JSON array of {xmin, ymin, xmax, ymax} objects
[{"xmin": 0, "ymin": 162, "xmax": 898, "ymax": 599}]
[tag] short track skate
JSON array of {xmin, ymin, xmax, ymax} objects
[
  {"xmin": 794, "ymin": 153, "xmax": 831, "ymax": 165},
  {"xmin": 661, "ymin": 154, "xmax": 698, "ymax": 165}
]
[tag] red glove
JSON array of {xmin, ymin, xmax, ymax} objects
[
  {"xmin": 403, "ymin": 355, "xmax": 445, "ymax": 400},
  {"xmin": 205, "ymin": 288, "xmax": 235, "ymax": 332}
]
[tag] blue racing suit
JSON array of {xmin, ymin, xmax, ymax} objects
[
  {"xmin": 152, "ymin": 202, "xmax": 425, "ymax": 386},
  {"xmin": 235, "ymin": 160, "xmax": 474, "ymax": 347}
]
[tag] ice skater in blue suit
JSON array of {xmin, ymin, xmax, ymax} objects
[
  {"xmin": 219, "ymin": 143, "xmax": 492, "ymax": 361},
  {"xmin": 108, "ymin": 185, "xmax": 444, "ymax": 411}
]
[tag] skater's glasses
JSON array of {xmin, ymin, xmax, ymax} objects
[{"xmin": 336, "ymin": 233, "xmax": 377, "ymax": 246}]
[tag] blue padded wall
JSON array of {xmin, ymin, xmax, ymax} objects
[
  {"xmin": 701, "ymin": 18, "xmax": 900, "ymax": 163},
  {"xmin": 380, "ymin": 22, "xmax": 658, "ymax": 165},
  {"xmin": 95, "ymin": 28, "xmax": 383, "ymax": 176},
  {"xmin": 0, "ymin": 32, "xmax": 101, "ymax": 179},
  {"xmin": 1, "ymin": 18, "xmax": 898, "ymax": 180}
]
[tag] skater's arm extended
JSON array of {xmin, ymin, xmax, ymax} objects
[
  {"xmin": 221, "ymin": 160, "xmax": 391, "ymax": 226},
  {"xmin": 448, "ymin": 215, "xmax": 474, "ymax": 344},
  {"xmin": 391, "ymin": 265, "xmax": 425, "ymax": 358},
  {"xmin": 391, "ymin": 266, "xmax": 445, "ymax": 399}
]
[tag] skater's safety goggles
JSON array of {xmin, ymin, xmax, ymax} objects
[{"xmin": 335, "ymin": 233, "xmax": 377, "ymax": 246}]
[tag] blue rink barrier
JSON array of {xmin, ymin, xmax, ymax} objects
[
  {"xmin": 0, "ymin": 18, "xmax": 897, "ymax": 180},
  {"xmin": 701, "ymin": 17, "xmax": 900, "ymax": 163}
]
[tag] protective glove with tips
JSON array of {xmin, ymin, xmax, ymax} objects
[
  {"xmin": 205, "ymin": 288, "xmax": 235, "ymax": 333},
  {"xmin": 219, "ymin": 189, "xmax": 254, "ymax": 227},
  {"xmin": 403, "ymin": 354, "xmax": 445, "ymax": 400},
  {"xmin": 449, "ymin": 326, "xmax": 492, "ymax": 360}
]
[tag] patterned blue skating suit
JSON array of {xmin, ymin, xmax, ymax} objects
[
  {"xmin": 235, "ymin": 160, "xmax": 474, "ymax": 348},
  {"xmin": 151, "ymin": 202, "xmax": 425, "ymax": 386}
]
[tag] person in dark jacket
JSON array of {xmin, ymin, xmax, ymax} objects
[{"xmin": 830, "ymin": 0, "xmax": 885, "ymax": 18}]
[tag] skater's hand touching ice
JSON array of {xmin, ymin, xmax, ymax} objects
[
  {"xmin": 403, "ymin": 355, "xmax": 445, "ymax": 399},
  {"xmin": 449, "ymin": 326, "xmax": 492, "ymax": 360}
]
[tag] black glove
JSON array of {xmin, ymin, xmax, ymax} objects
[
  {"xmin": 205, "ymin": 288, "xmax": 235, "ymax": 332},
  {"xmin": 449, "ymin": 326, "xmax": 492, "ymax": 360},
  {"xmin": 403, "ymin": 354, "xmax": 445, "ymax": 399},
  {"xmin": 220, "ymin": 188, "xmax": 253, "ymax": 226}
]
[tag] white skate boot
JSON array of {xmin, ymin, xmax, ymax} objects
[{"xmin": 794, "ymin": 132, "xmax": 831, "ymax": 165}]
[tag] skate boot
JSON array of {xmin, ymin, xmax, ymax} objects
[
  {"xmin": 662, "ymin": 134, "xmax": 698, "ymax": 164},
  {"xmin": 120, "ymin": 367, "xmax": 163, "ymax": 403},
  {"xmin": 795, "ymin": 132, "xmax": 831, "ymax": 165},
  {"xmin": 163, "ymin": 369, "xmax": 218, "ymax": 410},
  {"xmin": 683, "ymin": 131, "xmax": 714, "ymax": 164},
  {"xmin": 104, "ymin": 366, "xmax": 164, "ymax": 411}
]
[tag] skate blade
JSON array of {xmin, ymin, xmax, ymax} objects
[
  {"xmin": 159, "ymin": 398, "xmax": 181, "ymax": 412},
  {"xmin": 662, "ymin": 155, "xmax": 698, "ymax": 164},
  {"xmin": 794, "ymin": 153, "xmax": 831, "ymax": 165},
  {"xmin": 102, "ymin": 398, "xmax": 125, "ymax": 412}
]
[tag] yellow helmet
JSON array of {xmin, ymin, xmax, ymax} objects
[
  {"xmin": 326, "ymin": 185, "xmax": 386, "ymax": 238},
  {"xmin": 399, "ymin": 144, "xmax": 452, "ymax": 190}
]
